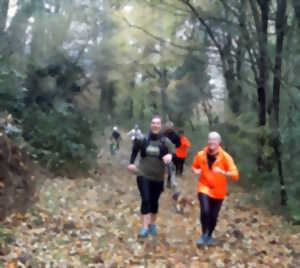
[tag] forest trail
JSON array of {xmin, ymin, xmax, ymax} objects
[{"xmin": 0, "ymin": 134, "xmax": 299, "ymax": 268}]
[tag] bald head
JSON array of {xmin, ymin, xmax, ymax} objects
[
  {"xmin": 208, "ymin": 131, "xmax": 221, "ymax": 155},
  {"xmin": 208, "ymin": 131, "xmax": 221, "ymax": 144},
  {"xmin": 166, "ymin": 121, "xmax": 174, "ymax": 130}
]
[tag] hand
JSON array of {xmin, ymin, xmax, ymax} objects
[
  {"xmin": 128, "ymin": 164, "xmax": 137, "ymax": 173},
  {"xmin": 213, "ymin": 167, "xmax": 226, "ymax": 175},
  {"xmin": 162, "ymin": 154, "xmax": 172, "ymax": 165},
  {"xmin": 192, "ymin": 168, "xmax": 202, "ymax": 175}
]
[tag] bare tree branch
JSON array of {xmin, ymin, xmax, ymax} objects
[
  {"xmin": 122, "ymin": 16, "xmax": 214, "ymax": 53},
  {"xmin": 153, "ymin": 66, "xmax": 162, "ymax": 78},
  {"xmin": 142, "ymin": 0, "xmax": 189, "ymax": 17},
  {"xmin": 178, "ymin": 0, "xmax": 224, "ymax": 59},
  {"xmin": 219, "ymin": 0, "xmax": 240, "ymax": 18}
]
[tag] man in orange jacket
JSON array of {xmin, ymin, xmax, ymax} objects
[
  {"xmin": 175, "ymin": 130, "xmax": 191, "ymax": 175},
  {"xmin": 192, "ymin": 131, "xmax": 239, "ymax": 247}
]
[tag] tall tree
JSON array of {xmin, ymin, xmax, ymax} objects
[
  {"xmin": 271, "ymin": 0, "xmax": 288, "ymax": 205},
  {"xmin": 0, "ymin": 0, "xmax": 9, "ymax": 35}
]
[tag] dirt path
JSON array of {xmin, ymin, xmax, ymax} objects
[{"xmin": 0, "ymin": 135, "xmax": 299, "ymax": 267}]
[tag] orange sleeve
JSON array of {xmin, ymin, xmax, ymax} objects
[
  {"xmin": 224, "ymin": 153, "xmax": 239, "ymax": 181},
  {"xmin": 185, "ymin": 137, "xmax": 191, "ymax": 148},
  {"xmin": 181, "ymin": 137, "xmax": 191, "ymax": 148}
]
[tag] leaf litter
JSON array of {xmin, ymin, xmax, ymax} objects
[{"xmin": 0, "ymin": 144, "xmax": 299, "ymax": 268}]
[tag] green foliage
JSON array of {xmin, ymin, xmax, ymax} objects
[
  {"xmin": 208, "ymin": 105, "xmax": 300, "ymax": 221},
  {"xmin": 0, "ymin": 56, "xmax": 26, "ymax": 118},
  {"xmin": 1, "ymin": 51, "xmax": 97, "ymax": 173},
  {"xmin": 1, "ymin": 0, "xmax": 300, "ymax": 221},
  {"xmin": 22, "ymin": 104, "xmax": 96, "ymax": 171}
]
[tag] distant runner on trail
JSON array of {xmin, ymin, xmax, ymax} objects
[
  {"xmin": 128, "ymin": 115, "xmax": 175, "ymax": 238},
  {"xmin": 192, "ymin": 132, "xmax": 239, "ymax": 247},
  {"xmin": 175, "ymin": 129, "xmax": 191, "ymax": 175},
  {"xmin": 110, "ymin": 126, "xmax": 121, "ymax": 153},
  {"xmin": 127, "ymin": 124, "xmax": 144, "ymax": 144},
  {"xmin": 163, "ymin": 121, "xmax": 181, "ymax": 188}
]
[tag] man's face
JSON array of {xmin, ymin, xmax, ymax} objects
[
  {"xmin": 208, "ymin": 138, "xmax": 220, "ymax": 155},
  {"xmin": 151, "ymin": 118, "xmax": 162, "ymax": 134}
]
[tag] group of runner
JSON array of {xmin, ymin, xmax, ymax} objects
[{"xmin": 111, "ymin": 115, "xmax": 239, "ymax": 247}]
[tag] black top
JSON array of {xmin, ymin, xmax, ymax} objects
[
  {"xmin": 112, "ymin": 130, "xmax": 120, "ymax": 140},
  {"xmin": 207, "ymin": 153, "xmax": 217, "ymax": 169},
  {"xmin": 163, "ymin": 129, "xmax": 181, "ymax": 148},
  {"xmin": 129, "ymin": 132, "xmax": 174, "ymax": 181},
  {"xmin": 130, "ymin": 132, "xmax": 169, "ymax": 164}
]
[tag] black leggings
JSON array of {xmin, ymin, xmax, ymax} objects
[
  {"xmin": 137, "ymin": 176, "xmax": 164, "ymax": 214},
  {"xmin": 198, "ymin": 193, "xmax": 223, "ymax": 236},
  {"xmin": 175, "ymin": 157, "xmax": 185, "ymax": 175}
]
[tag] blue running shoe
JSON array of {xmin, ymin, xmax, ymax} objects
[
  {"xmin": 172, "ymin": 191, "xmax": 180, "ymax": 201},
  {"xmin": 207, "ymin": 236, "xmax": 215, "ymax": 246},
  {"xmin": 149, "ymin": 224, "xmax": 157, "ymax": 236},
  {"xmin": 196, "ymin": 233, "xmax": 208, "ymax": 247},
  {"xmin": 139, "ymin": 227, "xmax": 148, "ymax": 237}
]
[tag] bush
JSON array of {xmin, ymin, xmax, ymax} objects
[
  {"xmin": 0, "ymin": 56, "xmax": 26, "ymax": 118},
  {"xmin": 0, "ymin": 56, "xmax": 97, "ymax": 174},
  {"xmin": 22, "ymin": 104, "xmax": 96, "ymax": 172}
]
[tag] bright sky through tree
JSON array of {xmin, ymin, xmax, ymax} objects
[{"xmin": 6, "ymin": 0, "xmax": 17, "ymax": 29}]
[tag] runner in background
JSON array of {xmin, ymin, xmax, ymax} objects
[
  {"xmin": 110, "ymin": 126, "xmax": 121, "ymax": 154},
  {"xmin": 163, "ymin": 121, "xmax": 181, "ymax": 188},
  {"xmin": 127, "ymin": 124, "xmax": 144, "ymax": 144},
  {"xmin": 175, "ymin": 129, "xmax": 191, "ymax": 176}
]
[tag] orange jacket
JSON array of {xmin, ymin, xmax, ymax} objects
[
  {"xmin": 176, "ymin": 135, "xmax": 191, "ymax": 158},
  {"xmin": 192, "ymin": 146, "xmax": 239, "ymax": 199}
]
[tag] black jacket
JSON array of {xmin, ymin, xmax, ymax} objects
[{"xmin": 163, "ymin": 130, "xmax": 181, "ymax": 148}]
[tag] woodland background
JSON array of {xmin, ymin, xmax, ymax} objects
[{"xmin": 0, "ymin": 0, "xmax": 300, "ymax": 231}]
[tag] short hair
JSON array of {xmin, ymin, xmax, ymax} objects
[
  {"xmin": 166, "ymin": 121, "xmax": 174, "ymax": 129},
  {"xmin": 178, "ymin": 129, "xmax": 184, "ymax": 135},
  {"xmin": 208, "ymin": 131, "xmax": 221, "ymax": 143},
  {"xmin": 151, "ymin": 115, "xmax": 162, "ymax": 123}
]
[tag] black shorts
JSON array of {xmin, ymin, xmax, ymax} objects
[{"xmin": 137, "ymin": 176, "xmax": 164, "ymax": 214}]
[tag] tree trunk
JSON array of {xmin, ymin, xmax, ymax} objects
[
  {"xmin": 251, "ymin": 0, "xmax": 270, "ymax": 126},
  {"xmin": 293, "ymin": 0, "xmax": 300, "ymax": 28},
  {"xmin": 271, "ymin": 0, "xmax": 287, "ymax": 205},
  {"xmin": 235, "ymin": 0, "xmax": 247, "ymax": 111},
  {"xmin": 139, "ymin": 100, "xmax": 145, "ymax": 120},
  {"xmin": 188, "ymin": 118, "xmax": 195, "ymax": 132},
  {"xmin": 249, "ymin": 0, "xmax": 270, "ymax": 170},
  {"xmin": 6, "ymin": 1, "xmax": 36, "ymax": 56},
  {"xmin": 222, "ymin": 34, "xmax": 241, "ymax": 114},
  {"xmin": 0, "ymin": 0, "xmax": 9, "ymax": 34},
  {"xmin": 223, "ymin": 0, "xmax": 247, "ymax": 116},
  {"xmin": 180, "ymin": 0, "xmax": 243, "ymax": 116},
  {"xmin": 99, "ymin": 81, "xmax": 116, "ymax": 116},
  {"xmin": 202, "ymin": 101, "xmax": 213, "ymax": 130},
  {"xmin": 160, "ymin": 68, "xmax": 169, "ymax": 120},
  {"xmin": 257, "ymin": 7, "xmax": 268, "ymax": 127},
  {"xmin": 128, "ymin": 97, "xmax": 134, "ymax": 118}
]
